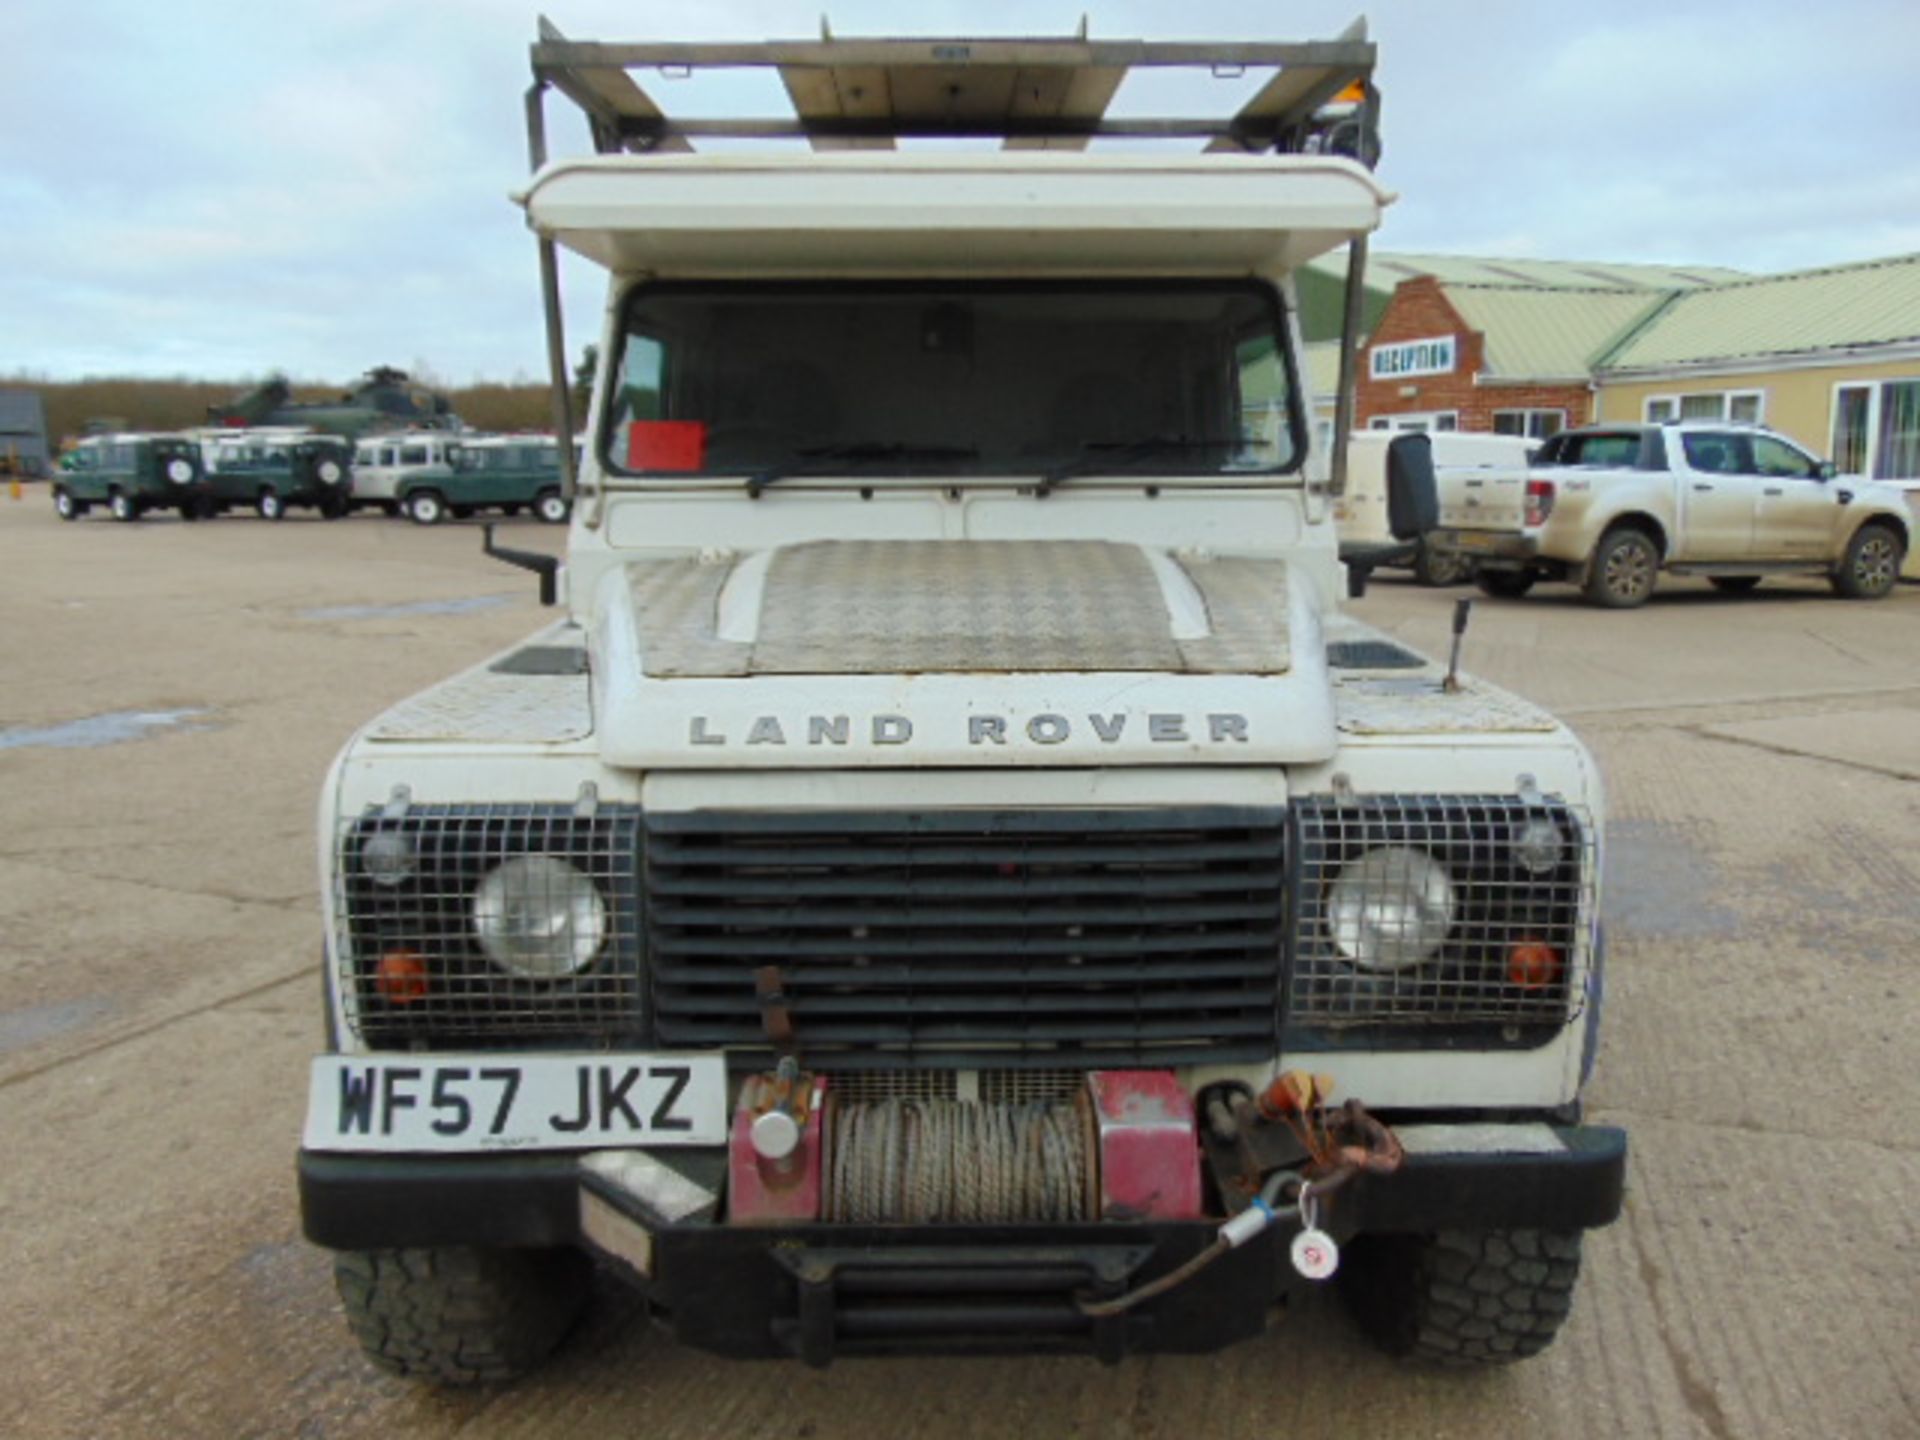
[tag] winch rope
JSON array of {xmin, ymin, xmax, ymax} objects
[{"xmin": 828, "ymin": 1098, "xmax": 1090, "ymax": 1223}]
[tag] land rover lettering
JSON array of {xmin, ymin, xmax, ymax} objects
[{"xmin": 681, "ymin": 711, "xmax": 1255, "ymax": 746}]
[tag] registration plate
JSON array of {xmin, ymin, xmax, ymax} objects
[
  {"xmin": 304, "ymin": 1053, "xmax": 728, "ymax": 1153},
  {"xmin": 1449, "ymin": 531, "xmax": 1498, "ymax": 552}
]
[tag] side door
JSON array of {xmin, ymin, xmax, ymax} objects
[
  {"xmin": 1748, "ymin": 433, "xmax": 1839, "ymax": 559},
  {"xmin": 1673, "ymin": 431, "xmax": 1760, "ymax": 560}
]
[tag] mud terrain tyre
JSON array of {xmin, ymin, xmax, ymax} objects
[
  {"xmin": 1831, "ymin": 522, "xmax": 1904, "ymax": 600},
  {"xmin": 1474, "ymin": 569, "xmax": 1535, "ymax": 599},
  {"xmin": 1708, "ymin": 576, "xmax": 1761, "ymax": 594},
  {"xmin": 1342, "ymin": 1229, "xmax": 1583, "ymax": 1367},
  {"xmin": 1583, "ymin": 525, "xmax": 1659, "ymax": 608},
  {"xmin": 1414, "ymin": 541, "xmax": 1472, "ymax": 587},
  {"xmin": 333, "ymin": 1246, "xmax": 590, "ymax": 1386}
]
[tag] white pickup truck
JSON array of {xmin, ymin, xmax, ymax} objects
[{"xmin": 1431, "ymin": 422, "xmax": 1913, "ymax": 607}]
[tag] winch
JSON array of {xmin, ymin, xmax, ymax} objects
[{"xmin": 727, "ymin": 1065, "xmax": 1204, "ymax": 1226}]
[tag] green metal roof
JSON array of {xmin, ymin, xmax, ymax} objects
[
  {"xmin": 1306, "ymin": 249, "xmax": 1741, "ymax": 293},
  {"xmin": 1444, "ymin": 284, "xmax": 1669, "ymax": 381},
  {"xmin": 1597, "ymin": 252, "xmax": 1920, "ymax": 371},
  {"xmin": 1363, "ymin": 252, "xmax": 1742, "ymax": 290},
  {"xmin": 1295, "ymin": 249, "xmax": 1741, "ymax": 345}
]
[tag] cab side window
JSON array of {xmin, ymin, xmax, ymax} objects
[
  {"xmin": 400, "ymin": 445, "xmax": 428, "ymax": 465},
  {"xmin": 1681, "ymin": 433, "xmax": 1751, "ymax": 474},
  {"xmin": 1749, "ymin": 435, "xmax": 1820, "ymax": 480}
]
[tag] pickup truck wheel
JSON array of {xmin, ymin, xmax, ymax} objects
[
  {"xmin": 109, "ymin": 488, "xmax": 140, "ymax": 523},
  {"xmin": 1708, "ymin": 576, "xmax": 1762, "ymax": 594},
  {"xmin": 1341, "ymin": 1229, "xmax": 1583, "ymax": 1367},
  {"xmin": 54, "ymin": 487, "xmax": 85, "ymax": 520},
  {"xmin": 333, "ymin": 1246, "xmax": 590, "ymax": 1386},
  {"xmin": 406, "ymin": 491, "xmax": 446, "ymax": 526},
  {"xmin": 535, "ymin": 488, "xmax": 570, "ymax": 524},
  {"xmin": 1474, "ymin": 569, "xmax": 1535, "ymax": 599},
  {"xmin": 1832, "ymin": 523, "xmax": 1904, "ymax": 599},
  {"xmin": 256, "ymin": 489, "xmax": 286, "ymax": 521},
  {"xmin": 1414, "ymin": 542, "xmax": 1473, "ymax": 587},
  {"xmin": 1584, "ymin": 527, "xmax": 1659, "ymax": 608}
]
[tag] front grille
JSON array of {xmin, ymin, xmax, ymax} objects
[
  {"xmin": 336, "ymin": 803, "xmax": 643, "ymax": 1043},
  {"xmin": 645, "ymin": 808, "xmax": 1287, "ymax": 1068},
  {"xmin": 1289, "ymin": 795, "xmax": 1594, "ymax": 1028}
]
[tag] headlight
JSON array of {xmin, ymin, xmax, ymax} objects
[
  {"xmin": 472, "ymin": 855, "xmax": 607, "ymax": 978},
  {"xmin": 1326, "ymin": 846, "xmax": 1455, "ymax": 971}
]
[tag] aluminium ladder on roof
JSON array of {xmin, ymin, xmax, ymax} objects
[{"xmin": 519, "ymin": 17, "xmax": 1380, "ymax": 497}]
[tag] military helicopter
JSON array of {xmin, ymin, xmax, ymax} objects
[{"xmin": 207, "ymin": 366, "xmax": 461, "ymax": 438}]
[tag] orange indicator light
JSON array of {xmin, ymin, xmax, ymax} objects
[
  {"xmin": 375, "ymin": 949, "xmax": 430, "ymax": 1004},
  {"xmin": 1507, "ymin": 940, "xmax": 1562, "ymax": 990}
]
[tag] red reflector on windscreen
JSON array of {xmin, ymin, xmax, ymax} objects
[{"xmin": 628, "ymin": 421, "xmax": 707, "ymax": 472}]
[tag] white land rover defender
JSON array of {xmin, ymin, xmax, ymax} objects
[{"xmin": 300, "ymin": 25, "xmax": 1625, "ymax": 1382}]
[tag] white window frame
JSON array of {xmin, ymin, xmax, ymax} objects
[
  {"xmin": 1832, "ymin": 375, "xmax": 1920, "ymax": 481},
  {"xmin": 1492, "ymin": 408, "xmax": 1567, "ymax": 439},
  {"xmin": 1644, "ymin": 389, "xmax": 1766, "ymax": 425},
  {"xmin": 1368, "ymin": 410, "xmax": 1459, "ymax": 434}
]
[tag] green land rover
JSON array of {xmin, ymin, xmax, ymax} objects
[
  {"xmin": 54, "ymin": 434, "xmax": 213, "ymax": 522},
  {"xmin": 202, "ymin": 429, "xmax": 355, "ymax": 520},
  {"xmin": 398, "ymin": 434, "xmax": 570, "ymax": 525}
]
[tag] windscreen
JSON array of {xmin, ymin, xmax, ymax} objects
[{"xmin": 603, "ymin": 281, "xmax": 1302, "ymax": 483}]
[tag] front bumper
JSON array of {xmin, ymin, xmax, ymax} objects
[
  {"xmin": 299, "ymin": 1122, "xmax": 1626, "ymax": 1363},
  {"xmin": 1430, "ymin": 528, "xmax": 1540, "ymax": 565}
]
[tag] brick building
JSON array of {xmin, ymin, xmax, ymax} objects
[{"xmin": 1299, "ymin": 252, "xmax": 1738, "ymax": 441}]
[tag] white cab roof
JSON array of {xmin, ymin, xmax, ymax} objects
[{"xmin": 519, "ymin": 152, "xmax": 1390, "ymax": 277}]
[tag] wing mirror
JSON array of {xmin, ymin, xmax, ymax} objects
[
  {"xmin": 1817, "ymin": 460, "xmax": 1837, "ymax": 481},
  {"xmin": 1386, "ymin": 432, "xmax": 1438, "ymax": 539},
  {"xmin": 1344, "ymin": 433, "xmax": 1439, "ymax": 599}
]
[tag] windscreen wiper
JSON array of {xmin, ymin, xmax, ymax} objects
[
  {"xmin": 1034, "ymin": 435, "xmax": 1244, "ymax": 498},
  {"xmin": 745, "ymin": 443, "xmax": 980, "ymax": 499}
]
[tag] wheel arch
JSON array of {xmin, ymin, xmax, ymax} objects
[
  {"xmin": 1597, "ymin": 511, "xmax": 1668, "ymax": 558},
  {"xmin": 1847, "ymin": 510, "xmax": 1909, "ymax": 554}
]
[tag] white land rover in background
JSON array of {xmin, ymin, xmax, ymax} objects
[
  {"xmin": 1337, "ymin": 430, "xmax": 1536, "ymax": 585},
  {"xmin": 299, "ymin": 26, "xmax": 1625, "ymax": 1384},
  {"xmin": 348, "ymin": 431, "xmax": 462, "ymax": 515}
]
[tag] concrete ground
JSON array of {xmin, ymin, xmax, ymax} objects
[{"xmin": 1, "ymin": 495, "xmax": 1915, "ymax": 1440}]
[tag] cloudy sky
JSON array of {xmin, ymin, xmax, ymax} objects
[{"xmin": 5, "ymin": 0, "xmax": 1917, "ymax": 384}]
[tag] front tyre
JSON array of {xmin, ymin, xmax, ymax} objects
[
  {"xmin": 1474, "ymin": 569, "xmax": 1535, "ymax": 599},
  {"xmin": 333, "ymin": 1246, "xmax": 590, "ymax": 1386},
  {"xmin": 54, "ymin": 487, "xmax": 85, "ymax": 521},
  {"xmin": 1583, "ymin": 526, "xmax": 1660, "ymax": 608},
  {"xmin": 257, "ymin": 489, "xmax": 286, "ymax": 521},
  {"xmin": 1341, "ymin": 1229, "xmax": 1583, "ymax": 1367},
  {"xmin": 534, "ymin": 488, "xmax": 570, "ymax": 525},
  {"xmin": 1832, "ymin": 522, "xmax": 1904, "ymax": 599},
  {"xmin": 406, "ymin": 490, "xmax": 446, "ymax": 525},
  {"xmin": 109, "ymin": 488, "xmax": 140, "ymax": 523}
]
